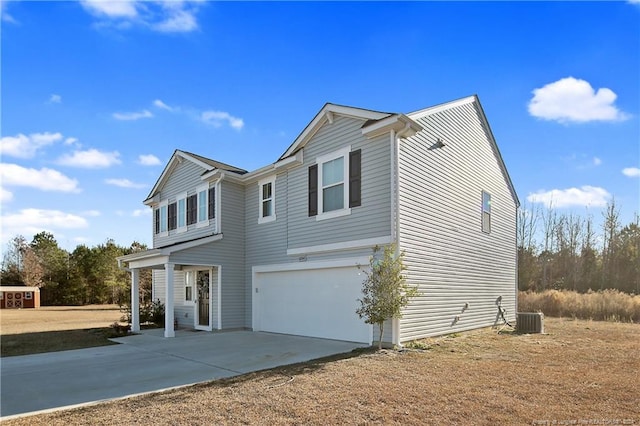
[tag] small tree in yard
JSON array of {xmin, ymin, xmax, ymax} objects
[{"xmin": 356, "ymin": 245, "xmax": 419, "ymax": 350}]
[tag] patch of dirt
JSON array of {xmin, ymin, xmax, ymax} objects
[{"xmin": 3, "ymin": 318, "xmax": 638, "ymax": 425}]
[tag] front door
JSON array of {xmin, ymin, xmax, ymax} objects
[{"xmin": 195, "ymin": 270, "xmax": 211, "ymax": 330}]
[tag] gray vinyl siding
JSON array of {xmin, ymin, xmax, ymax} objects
[
  {"xmin": 397, "ymin": 100, "xmax": 517, "ymax": 342},
  {"xmin": 152, "ymin": 160, "xmax": 218, "ymax": 248},
  {"xmin": 287, "ymin": 116, "xmax": 392, "ymax": 251},
  {"xmin": 244, "ymin": 172, "xmax": 290, "ymax": 326},
  {"xmin": 151, "ymin": 180, "xmax": 246, "ymax": 330}
]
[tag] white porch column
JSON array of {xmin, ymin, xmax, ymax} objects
[
  {"xmin": 131, "ymin": 268, "xmax": 140, "ymax": 332},
  {"xmin": 164, "ymin": 262, "xmax": 175, "ymax": 338}
]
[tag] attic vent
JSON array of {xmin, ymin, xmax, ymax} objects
[{"xmin": 516, "ymin": 312, "xmax": 544, "ymax": 334}]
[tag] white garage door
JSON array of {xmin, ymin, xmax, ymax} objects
[{"xmin": 254, "ymin": 266, "xmax": 372, "ymax": 344}]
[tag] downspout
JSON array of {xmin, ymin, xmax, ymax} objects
[{"xmin": 391, "ymin": 122, "xmax": 412, "ymax": 347}]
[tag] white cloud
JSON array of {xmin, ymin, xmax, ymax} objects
[
  {"xmin": 57, "ymin": 149, "xmax": 121, "ymax": 168},
  {"xmin": 112, "ymin": 109, "xmax": 153, "ymax": 121},
  {"xmin": 80, "ymin": 1, "xmax": 203, "ymax": 33},
  {"xmin": 64, "ymin": 137, "xmax": 80, "ymax": 146},
  {"xmin": 105, "ymin": 178, "xmax": 147, "ymax": 189},
  {"xmin": 0, "ymin": 164, "xmax": 80, "ymax": 192},
  {"xmin": 81, "ymin": 210, "xmax": 101, "ymax": 217},
  {"xmin": 526, "ymin": 185, "xmax": 611, "ymax": 208},
  {"xmin": 622, "ymin": 167, "xmax": 640, "ymax": 177},
  {"xmin": 153, "ymin": 4, "xmax": 198, "ymax": 33},
  {"xmin": 0, "ymin": 132, "xmax": 63, "ymax": 158},
  {"xmin": 1, "ymin": 1, "xmax": 18, "ymax": 24},
  {"xmin": 528, "ymin": 77, "xmax": 629, "ymax": 123},
  {"xmin": 132, "ymin": 208, "xmax": 152, "ymax": 217},
  {"xmin": 1, "ymin": 187, "xmax": 13, "ymax": 203},
  {"xmin": 153, "ymin": 99, "xmax": 174, "ymax": 111},
  {"xmin": 592, "ymin": 157, "xmax": 602, "ymax": 166},
  {"xmin": 138, "ymin": 154, "xmax": 161, "ymax": 166},
  {"xmin": 49, "ymin": 94, "xmax": 62, "ymax": 104},
  {"xmin": 201, "ymin": 110, "xmax": 244, "ymax": 130},
  {"xmin": 80, "ymin": 0, "xmax": 139, "ymax": 18},
  {"xmin": 1, "ymin": 209, "xmax": 89, "ymax": 242}
]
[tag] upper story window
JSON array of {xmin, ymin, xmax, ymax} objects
[
  {"xmin": 309, "ymin": 146, "xmax": 361, "ymax": 221},
  {"xmin": 177, "ymin": 194, "xmax": 187, "ymax": 232},
  {"xmin": 482, "ymin": 190, "xmax": 491, "ymax": 234},
  {"xmin": 158, "ymin": 201, "xmax": 168, "ymax": 235},
  {"xmin": 154, "ymin": 183, "xmax": 218, "ymax": 237},
  {"xmin": 258, "ymin": 176, "xmax": 276, "ymax": 224}
]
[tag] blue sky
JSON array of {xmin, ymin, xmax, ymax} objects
[{"xmin": 1, "ymin": 1, "xmax": 639, "ymax": 251}]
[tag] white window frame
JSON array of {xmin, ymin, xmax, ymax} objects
[
  {"xmin": 24, "ymin": 291, "xmax": 32, "ymax": 300},
  {"xmin": 196, "ymin": 184, "xmax": 209, "ymax": 228},
  {"xmin": 316, "ymin": 146, "xmax": 351, "ymax": 221},
  {"xmin": 176, "ymin": 192, "xmax": 187, "ymax": 233},
  {"xmin": 183, "ymin": 271, "xmax": 195, "ymax": 305},
  {"xmin": 158, "ymin": 200, "xmax": 168, "ymax": 237},
  {"xmin": 482, "ymin": 190, "xmax": 491, "ymax": 234},
  {"xmin": 258, "ymin": 176, "xmax": 276, "ymax": 224}
]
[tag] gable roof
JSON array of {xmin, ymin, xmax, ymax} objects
[
  {"xmin": 408, "ymin": 95, "xmax": 520, "ymax": 207},
  {"xmin": 144, "ymin": 150, "xmax": 247, "ymax": 205},
  {"xmin": 279, "ymin": 103, "xmax": 393, "ymax": 160}
]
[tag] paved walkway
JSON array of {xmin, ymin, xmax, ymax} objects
[{"xmin": 1, "ymin": 329, "xmax": 366, "ymax": 418}]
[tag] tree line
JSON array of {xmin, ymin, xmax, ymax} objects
[
  {"xmin": 518, "ymin": 200, "xmax": 639, "ymax": 294},
  {"xmin": 0, "ymin": 232, "xmax": 151, "ymax": 306},
  {"xmin": 1, "ymin": 200, "xmax": 638, "ymax": 307}
]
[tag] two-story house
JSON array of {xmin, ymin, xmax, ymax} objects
[{"xmin": 117, "ymin": 95, "xmax": 519, "ymax": 346}]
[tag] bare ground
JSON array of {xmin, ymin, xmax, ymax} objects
[{"xmin": 2, "ymin": 318, "xmax": 638, "ymax": 425}]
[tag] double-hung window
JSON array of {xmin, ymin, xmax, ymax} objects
[
  {"xmin": 196, "ymin": 184, "xmax": 209, "ymax": 227},
  {"xmin": 177, "ymin": 193, "xmax": 187, "ymax": 232},
  {"xmin": 482, "ymin": 191, "xmax": 491, "ymax": 234},
  {"xmin": 258, "ymin": 176, "xmax": 276, "ymax": 224},
  {"xmin": 309, "ymin": 146, "xmax": 361, "ymax": 220},
  {"xmin": 156, "ymin": 201, "xmax": 168, "ymax": 235},
  {"xmin": 184, "ymin": 271, "xmax": 194, "ymax": 305}
]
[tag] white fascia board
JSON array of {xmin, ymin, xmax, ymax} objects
[
  {"xmin": 242, "ymin": 150, "xmax": 303, "ymax": 184},
  {"xmin": 201, "ymin": 169, "xmax": 222, "ymax": 182},
  {"xmin": 162, "ymin": 234, "xmax": 223, "ymax": 255},
  {"xmin": 253, "ymin": 256, "xmax": 370, "ymax": 274},
  {"xmin": 362, "ymin": 114, "xmax": 422, "ymax": 139},
  {"xmin": 280, "ymin": 104, "xmax": 390, "ymax": 159},
  {"xmin": 128, "ymin": 255, "xmax": 170, "ymax": 270},
  {"xmin": 408, "ymin": 95, "xmax": 476, "ymax": 120},
  {"xmin": 286, "ymin": 235, "xmax": 393, "ymax": 256}
]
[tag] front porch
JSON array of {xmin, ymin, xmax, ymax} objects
[{"xmin": 117, "ymin": 234, "xmax": 223, "ymax": 338}]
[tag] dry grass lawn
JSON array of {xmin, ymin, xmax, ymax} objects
[
  {"xmin": 3, "ymin": 318, "xmax": 638, "ymax": 425},
  {"xmin": 0, "ymin": 305, "xmax": 123, "ymax": 357}
]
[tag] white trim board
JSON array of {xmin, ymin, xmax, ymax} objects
[{"xmin": 286, "ymin": 236, "xmax": 393, "ymax": 256}]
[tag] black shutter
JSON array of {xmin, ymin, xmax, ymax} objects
[
  {"xmin": 208, "ymin": 187, "xmax": 216, "ymax": 219},
  {"xmin": 308, "ymin": 164, "xmax": 318, "ymax": 216},
  {"xmin": 349, "ymin": 149, "xmax": 361, "ymax": 208},
  {"xmin": 187, "ymin": 194, "xmax": 197, "ymax": 225},
  {"xmin": 154, "ymin": 208, "xmax": 160, "ymax": 234},
  {"xmin": 168, "ymin": 203, "xmax": 177, "ymax": 230}
]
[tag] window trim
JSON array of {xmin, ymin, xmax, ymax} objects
[
  {"xmin": 183, "ymin": 271, "xmax": 195, "ymax": 306},
  {"xmin": 258, "ymin": 176, "xmax": 276, "ymax": 224},
  {"xmin": 316, "ymin": 146, "xmax": 352, "ymax": 221},
  {"xmin": 158, "ymin": 200, "xmax": 168, "ymax": 237},
  {"xmin": 482, "ymin": 190, "xmax": 491, "ymax": 234},
  {"xmin": 176, "ymin": 192, "xmax": 187, "ymax": 233},
  {"xmin": 196, "ymin": 184, "xmax": 209, "ymax": 228}
]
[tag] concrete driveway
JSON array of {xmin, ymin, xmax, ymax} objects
[{"xmin": 1, "ymin": 329, "xmax": 367, "ymax": 418}]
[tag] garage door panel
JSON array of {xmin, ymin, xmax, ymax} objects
[{"xmin": 256, "ymin": 267, "xmax": 371, "ymax": 344}]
